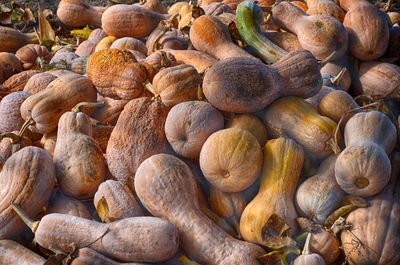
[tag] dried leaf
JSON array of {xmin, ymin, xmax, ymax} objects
[
  {"xmin": 38, "ymin": 3, "xmax": 55, "ymax": 49},
  {"xmin": 258, "ymin": 250, "xmax": 282, "ymax": 265},
  {"xmin": 96, "ymin": 196, "xmax": 109, "ymax": 223},
  {"xmin": 70, "ymin": 26, "xmax": 93, "ymax": 40},
  {"xmin": 0, "ymin": 4, "xmax": 12, "ymax": 24},
  {"xmin": 178, "ymin": 255, "xmax": 201, "ymax": 265},
  {"xmin": 21, "ymin": 7, "xmax": 35, "ymax": 23},
  {"xmin": 261, "ymin": 214, "xmax": 297, "ymax": 249},
  {"xmin": 228, "ymin": 21, "xmax": 244, "ymax": 48},
  {"xmin": 324, "ymin": 195, "xmax": 368, "ymax": 228},
  {"xmin": 191, "ymin": 6, "xmax": 205, "ymax": 18}
]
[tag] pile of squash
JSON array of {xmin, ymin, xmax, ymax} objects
[{"xmin": 0, "ymin": 0, "xmax": 399, "ymax": 264}]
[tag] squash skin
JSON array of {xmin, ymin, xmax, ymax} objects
[
  {"xmin": 15, "ymin": 44, "xmax": 52, "ymax": 70},
  {"xmin": 161, "ymin": 49, "xmax": 217, "ymax": 74},
  {"xmin": 106, "ymin": 97, "xmax": 169, "ymax": 189},
  {"xmin": 190, "ymin": 15, "xmax": 255, "ymax": 60},
  {"xmin": 240, "ymin": 137, "xmax": 304, "ymax": 245},
  {"xmin": 335, "ymin": 111, "xmax": 397, "ymax": 197},
  {"xmin": 306, "ymin": 0, "xmax": 345, "ymax": 22},
  {"xmin": 2, "ymin": 70, "xmax": 40, "ymax": 93},
  {"xmin": 54, "ymin": 111, "xmax": 106, "ymax": 199},
  {"xmin": 101, "ymin": 5, "xmax": 168, "ymax": 39},
  {"xmin": 0, "ymin": 27, "xmax": 38, "ymax": 53},
  {"xmin": 0, "ymin": 146, "xmax": 55, "ymax": 239},
  {"xmin": 47, "ymin": 191, "xmax": 91, "ymax": 219},
  {"xmin": 93, "ymin": 180, "xmax": 143, "ymax": 222},
  {"xmin": 199, "ymin": 128, "xmax": 263, "ymax": 193},
  {"xmin": 35, "ymin": 214, "xmax": 179, "ymax": 263},
  {"xmin": 20, "ymin": 72, "xmax": 97, "ymax": 135},
  {"xmin": 202, "ymin": 50, "xmax": 321, "ymax": 113},
  {"xmin": 271, "ymin": 1, "xmax": 348, "ymax": 60},
  {"xmin": 75, "ymin": 29, "xmax": 107, "ymax": 57},
  {"xmin": 0, "ymin": 240, "xmax": 46, "ymax": 265},
  {"xmin": 57, "ymin": 0, "xmax": 107, "ymax": 28},
  {"xmin": 153, "ymin": 64, "xmax": 202, "ymax": 108},
  {"xmin": 135, "ymin": 154, "xmax": 266, "ymax": 265},
  {"xmin": 295, "ymin": 155, "xmax": 345, "ymax": 224},
  {"xmin": 0, "ymin": 91, "xmax": 32, "ymax": 135},
  {"xmin": 263, "ymin": 97, "xmax": 338, "ymax": 159},
  {"xmin": 341, "ymin": 152, "xmax": 400, "ymax": 265},
  {"xmin": 71, "ymin": 247, "xmax": 147, "ymax": 265},
  {"xmin": 165, "ymin": 101, "xmax": 224, "ymax": 159},
  {"xmin": 227, "ymin": 114, "xmax": 268, "ymax": 147},
  {"xmin": 341, "ymin": 0, "xmax": 390, "ymax": 61}
]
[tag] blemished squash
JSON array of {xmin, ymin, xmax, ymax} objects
[
  {"xmin": 263, "ymin": 97, "xmax": 338, "ymax": 159},
  {"xmin": 53, "ymin": 108, "xmax": 106, "ymax": 200},
  {"xmin": 240, "ymin": 137, "xmax": 304, "ymax": 245},
  {"xmin": 199, "ymin": 128, "xmax": 263, "ymax": 193},
  {"xmin": 335, "ymin": 111, "xmax": 397, "ymax": 197},
  {"xmin": 271, "ymin": 1, "xmax": 348, "ymax": 60},
  {"xmin": 202, "ymin": 50, "xmax": 322, "ymax": 113},
  {"xmin": 135, "ymin": 153, "xmax": 266, "ymax": 265}
]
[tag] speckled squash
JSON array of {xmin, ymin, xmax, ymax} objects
[
  {"xmin": 0, "ymin": 132, "xmax": 32, "ymax": 171},
  {"xmin": 335, "ymin": 111, "xmax": 397, "ymax": 197},
  {"xmin": 306, "ymin": 0, "xmax": 345, "ymax": 22},
  {"xmin": 0, "ymin": 91, "xmax": 32, "ymax": 134},
  {"xmin": 46, "ymin": 191, "xmax": 91, "ymax": 219},
  {"xmin": 152, "ymin": 64, "xmax": 202, "ymax": 107},
  {"xmin": 240, "ymin": 137, "xmax": 304, "ymax": 245},
  {"xmin": 54, "ymin": 111, "xmax": 105, "ymax": 199},
  {"xmin": 90, "ymin": 94, "xmax": 129, "ymax": 126},
  {"xmin": 1, "ymin": 70, "xmax": 40, "ymax": 93},
  {"xmin": 106, "ymin": 97, "xmax": 169, "ymax": 189}
]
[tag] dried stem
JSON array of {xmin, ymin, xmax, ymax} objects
[
  {"xmin": 318, "ymin": 51, "xmax": 337, "ymax": 69},
  {"xmin": 330, "ymin": 67, "xmax": 347, "ymax": 87},
  {"xmin": 302, "ymin": 232, "xmax": 312, "ymax": 255},
  {"xmin": 71, "ymin": 101, "xmax": 105, "ymax": 113},
  {"xmin": 11, "ymin": 203, "xmax": 40, "ymax": 233}
]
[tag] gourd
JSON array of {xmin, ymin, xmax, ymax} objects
[
  {"xmin": 135, "ymin": 0, "xmax": 167, "ymax": 14},
  {"xmin": 271, "ymin": 1, "xmax": 348, "ymax": 60},
  {"xmin": 75, "ymin": 29, "xmax": 107, "ymax": 57},
  {"xmin": 0, "ymin": 146, "xmax": 55, "ymax": 239},
  {"xmin": 263, "ymin": 97, "xmax": 338, "ymax": 159},
  {"xmin": 199, "ymin": 128, "xmax": 263, "ymax": 192},
  {"xmin": 335, "ymin": 111, "xmax": 397, "ymax": 197},
  {"xmin": 53, "ymin": 105, "xmax": 106, "ymax": 199},
  {"xmin": 295, "ymin": 155, "xmax": 346, "ymax": 224},
  {"xmin": 202, "ymin": 2, "xmax": 234, "ymax": 16},
  {"xmin": 23, "ymin": 72, "xmax": 57, "ymax": 94},
  {"xmin": 236, "ymin": 1, "xmax": 288, "ymax": 64},
  {"xmin": 202, "ymin": 50, "xmax": 322, "ymax": 113},
  {"xmin": 93, "ymin": 180, "xmax": 143, "ymax": 222},
  {"xmin": 135, "ymin": 153, "xmax": 266, "ymax": 265},
  {"xmin": 71, "ymin": 56, "xmax": 89, "ymax": 75},
  {"xmin": 20, "ymin": 72, "xmax": 97, "ymax": 135},
  {"xmin": 86, "ymin": 49, "xmax": 153, "ymax": 100},
  {"xmin": 13, "ymin": 208, "xmax": 179, "ymax": 263},
  {"xmin": 90, "ymin": 95, "xmax": 129, "ymax": 126},
  {"xmin": 293, "ymin": 233, "xmax": 326, "ymax": 265},
  {"xmin": 152, "ymin": 64, "xmax": 202, "ymax": 108},
  {"xmin": 94, "ymin": 36, "xmax": 118, "ymax": 52},
  {"xmin": 263, "ymin": 31, "xmax": 303, "ymax": 53},
  {"xmin": 306, "ymin": 0, "xmax": 345, "ymax": 22},
  {"xmin": 49, "ymin": 51, "xmax": 79, "ymax": 70},
  {"xmin": 0, "ymin": 91, "xmax": 32, "ymax": 135},
  {"xmin": 1, "ymin": 70, "xmax": 39, "ymax": 93},
  {"xmin": 15, "ymin": 44, "xmax": 52, "ymax": 70},
  {"xmin": 226, "ymin": 114, "xmax": 268, "ymax": 147},
  {"xmin": 101, "ymin": 4, "xmax": 169, "ymax": 39},
  {"xmin": 318, "ymin": 90, "xmax": 360, "ymax": 128},
  {"xmin": 341, "ymin": 151, "xmax": 400, "ymax": 265},
  {"xmin": 353, "ymin": 61, "xmax": 400, "ymax": 98},
  {"xmin": 190, "ymin": 15, "xmax": 254, "ymax": 60},
  {"xmin": 0, "ymin": 240, "xmax": 46, "ymax": 265},
  {"xmin": 165, "ymin": 101, "xmax": 224, "ymax": 159},
  {"xmin": 161, "ymin": 49, "xmax": 217, "ymax": 73},
  {"xmin": 340, "ymin": 0, "xmax": 390, "ymax": 60},
  {"xmin": 106, "ymin": 97, "xmax": 169, "ymax": 189},
  {"xmin": 57, "ymin": 0, "xmax": 107, "ymax": 28},
  {"xmin": 0, "ymin": 26, "xmax": 38, "ymax": 53},
  {"xmin": 71, "ymin": 248, "xmax": 147, "ymax": 265},
  {"xmin": 92, "ymin": 124, "xmax": 114, "ymax": 153},
  {"xmin": 240, "ymin": 138, "xmax": 304, "ymax": 245},
  {"xmin": 46, "ymin": 191, "xmax": 91, "ymax": 219},
  {"xmin": 110, "ymin": 37, "xmax": 148, "ymax": 55},
  {"xmin": 320, "ymin": 57, "xmax": 352, "ymax": 91},
  {"xmin": 0, "ymin": 52, "xmax": 22, "ymax": 83},
  {"xmin": 144, "ymin": 50, "xmax": 178, "ymax": 72}
]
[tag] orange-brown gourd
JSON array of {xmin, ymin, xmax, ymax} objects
[{"xmin": 57, "ymin": 0, "xmax": 107, "ymax": 28}]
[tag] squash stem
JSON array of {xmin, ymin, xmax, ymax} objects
[
  {"xmin": 11, "ymin": 203, "xmax": 40, "ymax": 233},
  {"xmin": 25, "ymin": 31, "xmax": 39, "ymax": 44},
  {"xmin": 318, "ymin": 51, "xmax": 336, "ymax": 69},
  {"xmin": 143, "ymin": 80, "xmax": 156, "ymax": 96},
  {"xmin": 302, "ymin": 232, "xmax": 312, "ymax": 255},
  {"xmin": 18, "ymin": 117, "xmax": 35, "ymax": 138},
  {"xmin": 385, "ymin": 0, "xmax": 393, "ymax": 11},
  {"xmin": 0, "ymin": 133, "xmax": 20, "ymax": 144},
  {"xmin": 330, "ymin": 67, "xmax": 347, "ymax": 87},
  {"xmin": 71, "ymin": 101, "xmax": 105, "ymax": 113}
]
